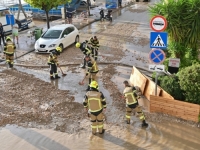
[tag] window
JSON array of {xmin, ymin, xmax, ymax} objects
[
  {"xmin": 42, "ymin": 30, "xmax": 62, "ymax": 38},
  {"xmin": 68, "ymin": 27, "xmax": 75, "ymax": 33}
]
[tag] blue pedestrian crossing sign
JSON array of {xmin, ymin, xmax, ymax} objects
[
  {"xmin": 150, "ymin": 32, "xmax": 167, "ymax": 49},
  {"xmin": 149, "ymin": 49, "xmax": 166, "ymax": 64}
]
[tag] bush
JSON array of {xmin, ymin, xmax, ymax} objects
[
  {"xmin": 160, "ymin": 75, "xmax": 185, "ymax": 100},
  {"xmin": 178, "ymin": 63, "xmax": 200, "ymax": 104}
]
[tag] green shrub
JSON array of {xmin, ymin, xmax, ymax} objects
[
  {"xmin": 178, "ymin": 63, "xmax": 200, "ymax": 104},
  {"xmin": 160, "ymin": 75, "xmax": 185, "ymax": 100}
]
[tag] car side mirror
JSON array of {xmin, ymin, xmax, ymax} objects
[{"xmin": 64, "ymin": 34, "xmax": 67, "ymax": 38}]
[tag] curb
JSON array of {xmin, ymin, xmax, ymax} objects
[{"xmin": 0, "ymin": 61, "xmax": 150, "ymax": 74}]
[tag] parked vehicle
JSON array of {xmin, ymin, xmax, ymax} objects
[
  {"xmin": 34, "ymin": 24, "xmax": 80, "ymax": 53},
  {"xmin": 0, "ymin": 6, "xmax": 32, "ymax": 35}
]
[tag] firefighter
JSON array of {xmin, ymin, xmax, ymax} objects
[
  {"xmin": 84, "ymin": 55, "xmax": 99, "ymax": 91},
  {"xmin": 88, "ymin": 36, "xmax": 100, "ymax": 61},
  {"xmin": 47, "ymin": 47, "xmax": 61, "ymax": 80},
  {"xmin": 83, "ymin": 80, "xmax": 106, "ymax": 135},
  {"xmin": 3, "ymin": 36, "xmax": 16, "ymax": 68},
  {"xmin": 123, "ymin": 80, "xmax": 148, "ymax": 127},
  {"xmin": 76, "ymin": 41, "xmax": 92, "ymax": 69}
]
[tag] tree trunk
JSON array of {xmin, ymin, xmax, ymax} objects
[
  {"xmin": 87, "ymin": 0, "xmax": 91, "ymax": 16},
  {"xmin": 18, "ymin": 0, "xmax": 27, "ymax": 19},
  {"xmin": 45, "ymin": 10, "xmax": 50, "ymax": 29}
]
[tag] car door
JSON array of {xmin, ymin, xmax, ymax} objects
[
  {"xmin": 68, "ymin": 27, "xmax": 76, "ymax": 44},
  {"xmin": 60, "ymin": 28, "xmax": 70, "ymax": 48}
]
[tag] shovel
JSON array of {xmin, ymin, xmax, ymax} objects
[{"xmin": 58, "ymin": 66, "xmax": 67, "ymax": 76}]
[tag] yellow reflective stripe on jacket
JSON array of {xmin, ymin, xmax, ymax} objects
[
  {"xmin": 93, "ymin": 62, "xmax": 98, "ymax": 71},
  {"xmin": 48, "ymin": 55, "xmax": 58, "ymax": 64},
  {"xmin": 91, "ymin": 125, "xmax": 97, "ymax": 128},
  {"xmin": 4, "ymin": 51, "xmax": 14, "ymax": 54},
  {"xmin": 88, "ymin": 98, "xmax": 102, "ymax": 112},
  {"xmin": 88, "ymin": 62, "xmax": 98, "ymax": 72},
  {"xmin": 98, "ymin": 124, "xmax": 103, "ymax": 128},
  {"xmin": 124, "ymin": 92, "xmax": 137, "ymax": 105},
  {"xmin": 85, "ymin": 47, "xmax": 91, "ymax": 54}
]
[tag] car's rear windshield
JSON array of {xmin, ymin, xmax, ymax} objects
[{"xmin": 42, "ymin": 30, "xmax": 62, "ymax": 38}]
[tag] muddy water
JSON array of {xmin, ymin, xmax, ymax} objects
[
  {"xmin": 1, "ymin": 121, "xmax": 200, "ymax": 150},
  {"xmin": 1, "ymin": 1, "xmax": 200, "ymax": 150}
]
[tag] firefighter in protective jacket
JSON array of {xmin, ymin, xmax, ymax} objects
[
  {"xmin": 76, "ymin": 41, "xmax": 92, "ymax": 68},
  {"xmin": 3, "ymin": 36, "xmax": 16, "ymax": 68},
  {"xmin": 88, "ymin": 36, "xmax": 100, "ymax": 61},
  {"xmin": 123, "ymin": 80, "xmax": 148, "ymax": 127},
  {"xmin": 83, "ymin": 81, "xmax": 106, "ymax": 135},
  {"xmin": 47, "ymin": 47, "xmax": 61, "ymax": 80},
  {"xmin": 85, "ymin": 55, "xmax": 99, "ymax": 91}
]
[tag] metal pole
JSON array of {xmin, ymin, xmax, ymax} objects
[{"xmin": 155, "ymin": 71, "xmax": 158, "ymax": 95}]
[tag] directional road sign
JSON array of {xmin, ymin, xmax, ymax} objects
[
  {"xmin": 150, "ymin": 32, "xmax": 167, "ymax": 49},
  {"xmin": 149, "ymin": 64, "xmax": 165, "ymax": 72},
  {"xmin": 149, "ymin": 49, "xmax": 166, "ymax": 64},
  {"xmin": 150, "ymin": 15, "xmax": 167, "ymax": 32}
]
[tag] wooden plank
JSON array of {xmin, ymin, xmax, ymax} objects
[
  {"xmin": 129, "ymin": 67, "xmax": 147, "ymax": 95},
  {"xmin": 149, "ymin": 91, "xmax": 200, "ymax": 122},
  {"xmin": 160, "ymin": 89, "xmax": 174, "ymax": 99},
  {"xmin": 184, "ymin": 107, "xmax": 199, "ymax": 113},
  {"xmin": 144, "ymin": 80, "xmax": 161, "ymax": 100},
  {"xmin": 181, "ymin": 115, "xmax": 198, "ymax": 122},
  {"xmin": 173, "ymin": 105, "xmax": 186, "ymax": 110},
  {"xmin": 182, "ymin": 103, "xmax": 199, "ymax": 108}
]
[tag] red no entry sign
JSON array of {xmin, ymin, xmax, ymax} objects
[{"xmin": 150, "ymin": 15, "xmax": 167, "ymax": 32}]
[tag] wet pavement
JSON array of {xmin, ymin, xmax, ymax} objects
[{"xmin": 1, "ymin": 0, "xmax": 200, "ymax": 150}]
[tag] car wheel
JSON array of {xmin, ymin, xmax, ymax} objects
[
  {"xmin": 75, "ymin": 35, "xmax": 79, "ymax": 44},
  {"xmin": 59, "ymin": 44, "xmax": 64, "ymax": 52}
]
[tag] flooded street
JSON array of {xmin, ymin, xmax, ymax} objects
[
  {"xmin": 0, "ymin": 1, "xmax": 200, "ymax": 149},
  {"xmin": 1, "ymin": 121, "xmax": 200, "ymax": 150}
]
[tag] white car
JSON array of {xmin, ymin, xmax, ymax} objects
[{"xmin": 34, "ymin": 24, "xmax": 80, "ymax": 53}]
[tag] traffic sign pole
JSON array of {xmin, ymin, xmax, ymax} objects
[{"xmin": 155, "ymin": 72, "xmax": 158, "ymax": 95}]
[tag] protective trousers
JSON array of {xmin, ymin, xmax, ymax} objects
[
  {"xmin": 82, "ymin": 55, "xmax": 87, "ymax": 67},
  {"xmin": 90, "ymin": 112, "xmax": 104, "ymax": 134},
  {"xmin": 126, "ymin": 105, "xmax": 145, "ymax": 123},
  {"xmin": 50, "ymin": 64, "xmax": 58, "ymax": 77},
  {"xmin": 91, "ymin": 47, "xmax": 98, "ymax": 61},
  {"xmin": 6, "ymin": 54, "xmax": 14, "ymax": 68}
]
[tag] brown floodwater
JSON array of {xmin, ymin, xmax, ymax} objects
[{"xmin": 0, "ymin": 120, "xmax": 200, "ymax": 150}]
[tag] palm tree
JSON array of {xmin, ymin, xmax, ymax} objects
[{"xmin": 149, "ymin": 0, "xmax": 200, "ymax": 65}]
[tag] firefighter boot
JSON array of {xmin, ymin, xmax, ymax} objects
[
  {"xmin": 10, "ymin": 63, "xmax": 13, "ymax": 68},
  {"xmin": 99, "ymin": 129, "xmax": 105, "ymax": 134},
  {"xmin": 142, "ymin": 120, "xmax": 148, "ymax": 127},
  {"xmin": 80, "ymin": 59, "xmax": 86, "ymax": 69},
  {"xmin": 55, "ymin": 75, "xmax": 61, "ymax": 79},
  {"xmin": 126, "ymin": 120, "xmax": 130, "ymax": 124},
  {"xmin": 50, "ymin": 76, "xmax": 55, "ymax": 80}
]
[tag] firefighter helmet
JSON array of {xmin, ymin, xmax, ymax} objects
[
  {"xmin": 90, "ymin": 81, "xmax": 98, "ymax": 89},
  {"xmin": 76, "ymin": 42, "xmax": 81, "ymax": 48},
  {"xmin": 55, "ymin": 46, "xmax": 61, "ymax": 55}
]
